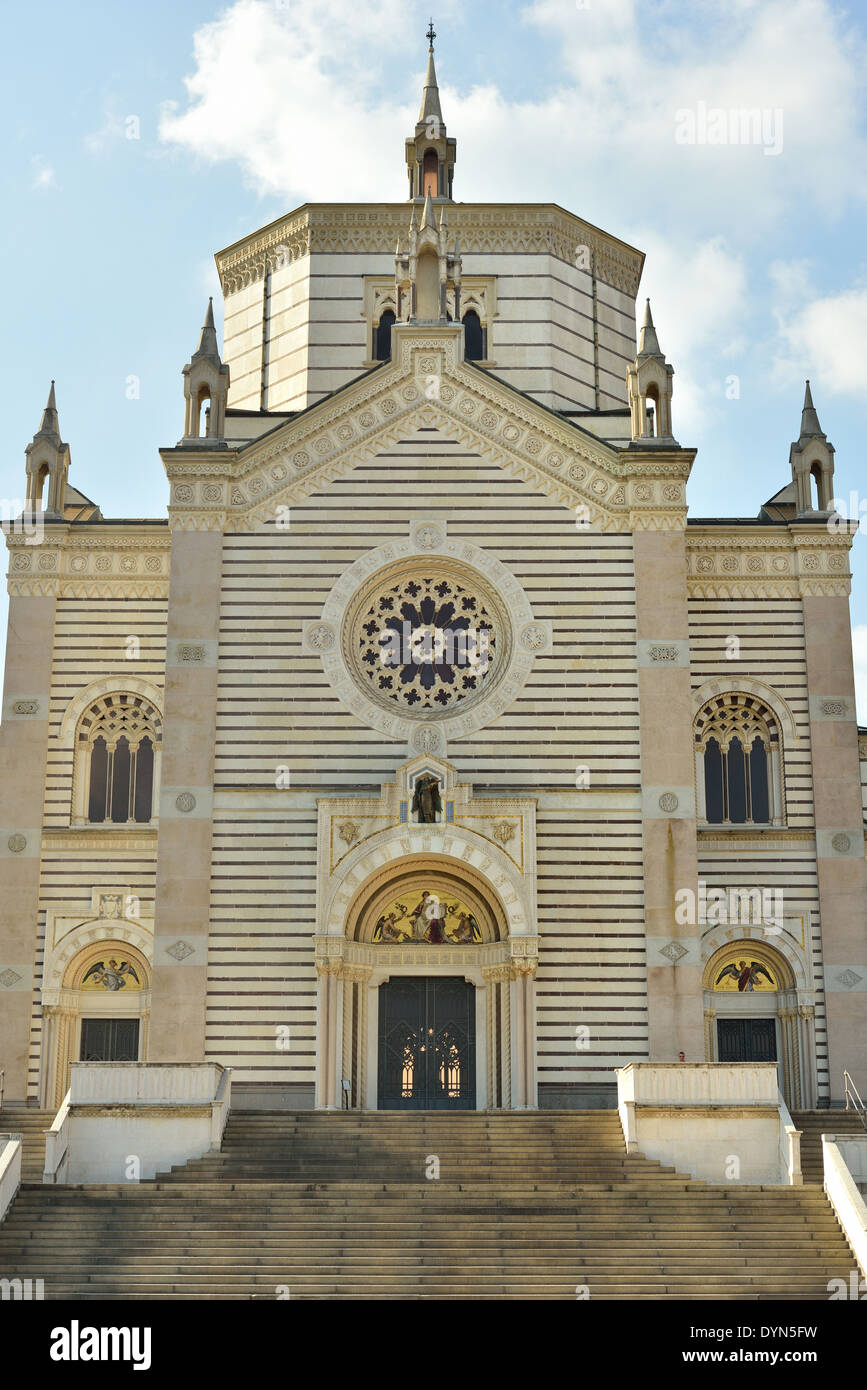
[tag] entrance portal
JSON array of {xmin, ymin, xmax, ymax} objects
[
  {"xmin": 79, "ymin": 1018, "xmax": 140, "ymax": 1062},
  {"xmin": 378, "ymin": 977, "xmax": 476, "ymax": 1110}
]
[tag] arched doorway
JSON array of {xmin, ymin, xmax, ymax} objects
[
  {"xmin": 702, "ymin": 940, "xmax": 814, "ymax": 1107},
  {"xmin": 314, "ymin": 851, "xmax": 538, "ymax": 1112}
]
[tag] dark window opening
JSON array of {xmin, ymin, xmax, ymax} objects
[
  {"xmin": 704, "ymin": 738, "xmax": 725, "ymax": 823},
  {"xmin": 462, "ymin": 310, "xmax": 484, "ymax": 361},
  {"xmin": 375, "ymin": 310, "xmax": 395, "ymax": 361}
]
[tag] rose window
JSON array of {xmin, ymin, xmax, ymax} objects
[{"xmin": 348, "ymin": 569, "xmax": 502, "ymax": 715}]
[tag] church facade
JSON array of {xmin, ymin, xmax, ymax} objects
[{"xmin": 2, "ymin": 39, "xmax": 865, "ymax": 1119}]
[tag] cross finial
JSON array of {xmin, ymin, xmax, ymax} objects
[{"xmin": 426, "ymin": 18, "xmax": 436, "ymax": 46}]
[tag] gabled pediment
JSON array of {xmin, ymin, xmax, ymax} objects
[{"xmin": 162, "ymin": 325, "xmax": 692, "ymax": 534}]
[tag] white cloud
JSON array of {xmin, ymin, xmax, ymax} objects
[
  {"xmin": 30, "ymin": 157, "xmax": 56, "ymax": 190},
  {"xmin": 771, "ymin": 274, "xmax": 867, "ymax": 397},
  {"xmin": 853, "ymin": 624, "xmax": 867, "ymax": 724}
]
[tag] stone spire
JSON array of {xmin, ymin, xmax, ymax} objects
[
  {"xmin": 418, "ymin": 23, "xmax": 443, "ymax": 125},
  {"xmin": 797, "ymin": 379, "xmax": 825, "ymax": 441},
  {"xmin": 405, "ymin": 21, "xmax": 456, "ymax": 202},
  {"xmin": 25, "ymin": 381, "xmax": 71, "ymax": 514},
  {"xmin": 192, "ymin": 298, "xmax": 221, "ymax": 364},
  {"xmin": 637, "ymin": 299, "xmax": 662, "ymax": 358}
]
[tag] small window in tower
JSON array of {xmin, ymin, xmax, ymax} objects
[
  {"xmin": 463, "ymin": 310, "xmax": 484, "ymax": 361},
  {"xmin": 375, "ymin": 310, "xmax": 395, "ymax": 361},
  {"xmin": 422, "ymin": 149, "xmax": 438, "ymax": 199}
]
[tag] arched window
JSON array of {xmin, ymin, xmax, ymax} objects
[
  {"xmin": 77, "ymin": 695, "xmax": 162, "ymax": 825},
  {"xmin": 375, "ymin": 309, "xmax": 395, "ymax": 361},
  {"xmin": 462, "ymin": 310, "xmax": 484, "ymax": 361},
  {"xmin": 422, "ymin": 149, "xmax": 438, "ymax": 198},
  {"xmin": 694, "ymin": 694, "xmax": 782, "ymax": 826}
]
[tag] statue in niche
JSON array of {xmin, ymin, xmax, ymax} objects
[{"xmin": 412, "ymin": 773, "xmax": 442, "ymax": 824}]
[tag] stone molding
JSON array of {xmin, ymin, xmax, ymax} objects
[
  {"xmin": 215, "ymin": 203, "xmax": 644, "ymax": 298},
  {"xmin": 691, "ymin": 677, "xmax": 799, "ymax": 746}
]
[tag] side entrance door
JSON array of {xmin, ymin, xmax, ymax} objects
[
  {"xmin": 378, "ymin": 976, "xmax": 476, "ymax": 1110},
  {"xmin": 716, "ymin": 1017, "xmax": 777, "ymax": 1063}
]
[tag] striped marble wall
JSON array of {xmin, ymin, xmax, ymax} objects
[
  {"xmin": 207, "ymin": 426, "xmax": 645, "ymax": 1092},
  {"xmin": 27, "ymin": 584, "xmax": 167, "ymax": 1098},
  {"xmin": 223, "ymin": 248, "xmax": 636, "ymax": 416}
]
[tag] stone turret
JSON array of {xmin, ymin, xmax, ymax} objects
[
  {"xmin": 25, "ymin": 381, "xmax": 71, "ymax": 515},
  {"xmin": 626, "ymin": 300, "xmax": 676, "ymax": 444},
  {"xmin": 789, "ymin": 380, "xmax": 835, "ymax": 513},
  {"xmin": 182, "ymin": 298, "xmax": 230, "ymax": 441}
]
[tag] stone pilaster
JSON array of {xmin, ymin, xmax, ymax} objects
[
  {"xmin": 0, "ymin": 535, "xmax": 61, "ymax": 1099},
  {"xmin": 149, "ymin": 523, "xmax": 222, "ymax": 1061},
  {"xmin": 792, "ymin": 525, "xmax": 866, "ymax": 1103},
  {"xmin": 509, "ymin": 956, "xmax": 538, "ymax": 1109},
  {"xmin": 629, "ymin": 469, "xmax": 705, "ymax": 1061}
]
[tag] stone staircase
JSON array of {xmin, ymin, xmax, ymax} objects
[
  {"xmin": 0, "ymin": 1106, "xmax": 52, "ymax": 1183},
  {"xmin": 792, "ymin": 1110, "xmax": 867, "ymax": 1185},
  {"xmin": 0, "ymin": 1110, "xmax": 858, "ymax": 1299}
]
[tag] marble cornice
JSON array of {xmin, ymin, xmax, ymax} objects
[
  {"xmin": 6, "ymin": 526, "xmax": 170, "ymax": 596},
  {"xmin": 215, "ymin": 202, "xmax": 645, "ymax": 298}
]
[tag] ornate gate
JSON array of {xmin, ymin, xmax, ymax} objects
[{"xmin": 377, "ymin": 976, "xmax": 476, "ymax": 1110}]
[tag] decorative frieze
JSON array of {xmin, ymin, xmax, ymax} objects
[{"xmin": 216, "ymin": 204, "xmax": 644, "ymax": 297}]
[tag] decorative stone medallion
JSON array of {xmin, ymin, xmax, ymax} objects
[
  {"xmin": 0, "ymin": 969, "xmax": 23, "ymax": 988},
  {"xmin": 831, "ymin": 833, "xmax": 851, "ymax": 854},
  {"xmin": 7, "ymin": 834, "xmax": 27, "ymax": 853},
  {"xmin": 658, "ymin": 792, "xmax": 679, "ymax": 813},
  {"xmin": 659, "ymin": 941, "xmax": 688, "ymax": 964},
  {"xmin": 175, "ymin": 793, "xmax": 197, "ymax": 814},
  {"xmin": 166, "ymin": 940, "xmax": 195, "ymax": 961}
]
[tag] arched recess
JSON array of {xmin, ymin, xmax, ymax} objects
[
  {"xmin": 347, "ymin": 855, "xmax": 508, "ymax": 943},
  {"xmin": 701, "ymin": 935, "xmax": 816, "ymax": 1108},
  {"xmin": 322, "ymin": 825, "xmax": 534, "ymax": 939},
  {"xmin": 692, "ymin": 678, "xmax": 798, "ymax": 746},
  {"xmin": 42, "ymin": 932, "xmax": 152, "ymax": 1110}
]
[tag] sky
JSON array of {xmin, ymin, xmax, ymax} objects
[{"xmin": 2, "ymin": 0, "xmax": 866, "ymax": 713}]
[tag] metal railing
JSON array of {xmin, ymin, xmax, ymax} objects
[{"xmin": 843, "ymin": 1070, "xmax": 867, "ymax": 1131}]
